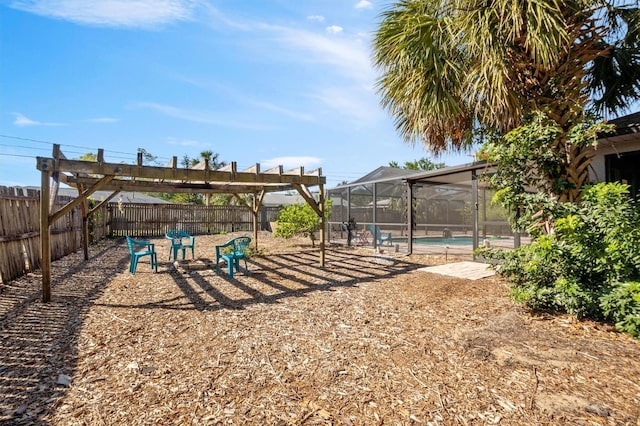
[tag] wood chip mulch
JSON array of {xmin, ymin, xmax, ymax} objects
[{"xmin": 0, "ymin": 232, "xmax": 639, "ymax": 425}]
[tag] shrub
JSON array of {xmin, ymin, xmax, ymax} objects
[
  {"xmin": 480, "ymin": 182, "xmax": 640, "ymax": 338},
  {"xmin": 274, "ymin": 200, "xmax": 332, "ymax": 247},
  {"xmin": 601, "ymin": 281, "xmax": 640, "ymax": 337}
]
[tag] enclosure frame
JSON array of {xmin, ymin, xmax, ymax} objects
[{"xmin": 327, "ymin": 162, "xmax": 519, "ymax": 256}]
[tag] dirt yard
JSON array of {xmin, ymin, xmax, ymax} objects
[{"xmin": 0, "ymin": 232, "xmax": 639, "ymax": 425}]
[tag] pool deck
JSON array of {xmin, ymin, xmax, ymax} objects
[
  {"xmin": 418, "ymin": 261, "xmax": 496, "ymax": 280},
  {"xmin": 331, "ymin": 234, "xmax": 521, "ymax": 259}
]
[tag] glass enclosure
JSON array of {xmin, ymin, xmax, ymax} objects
[{"xmin": 327, "ymin": 164, "xmax": 522, "ymax": 257}]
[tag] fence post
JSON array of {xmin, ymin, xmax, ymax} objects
[{"xmin": 40, "ymin": 170, "xmax": 52, "ymax": 302}]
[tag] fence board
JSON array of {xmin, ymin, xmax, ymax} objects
[
  {"xmin": 0, "ymin": 186, "xmax": 100, "ymax": 284},
  {"xmin": 106, "ymin": 203, "xmax": 265, "ymax": 237}
]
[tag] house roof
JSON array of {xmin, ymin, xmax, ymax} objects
[
  {"xmin": 336, "ymin": 166, "xmax": 420, "ymax": 187},
  {"xmin": 599, "ymin": 111, "xmax": 640, "ymax": 146},
  {"xmin": 608, "ymin": 111, "xmax": 640, "ymax": 136},
  {"xmin": 262, "ymin": 192, "xmax": 307, "ymax": 207}
]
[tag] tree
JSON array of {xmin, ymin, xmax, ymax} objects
[
  {"xmin": 182, "ymin": 150, "xmax": 226, "ymax": 170},
  {"xmin": 138, "ymin": 148, "xmax": 159, "ymax": 165},
  {"xmin": 78, "ymin": 152, "xmax": 97, "ymax": 161},
  {"xmin": 274, "ymin": 200, "xmax": 332, "ymax": 247},
  {"xmin": 389, "ymin": 157, "xmax": 446, "ymax": 171},
  {"xmin": 373, "ymin": 0, "xmax": 640, "ymax": 201},
  {"xmin": 176, "ymin": 151, "xmax": 227, "ymax": 205}
]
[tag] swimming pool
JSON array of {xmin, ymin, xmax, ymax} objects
[{"xmin": 391, "ymin": 236, "xmax": 478, "ymax": 246}]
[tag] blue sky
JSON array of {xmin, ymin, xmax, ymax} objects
[{"xmin": 0, "ymin": 0, "xmax": 477, "ymax": 189}]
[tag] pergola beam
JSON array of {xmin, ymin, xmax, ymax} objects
[
  {"xmin": 49, "ymin": 175, "xmax": 115, "ymax": 224},
  {"xmin": 36, "ymin": 157, "xmax": 324, "ymax": 186},
  {"xmin": 62, "ymin": 175, "xmax": 307, "ymax": 194}
]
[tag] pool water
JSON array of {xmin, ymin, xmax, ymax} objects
[{"xmin": 392, "ymin": 236, "xmax": 483, "ymax": 246}]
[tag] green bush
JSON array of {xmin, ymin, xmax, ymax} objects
[
  {"xmin": 274, "ymin": 200, "xmax": 332, "ymax": 247},
  {"xmin": 601, "ymin": 281, "xmax": 640, "ymax": 337},
  {"xmin": 481, "ymin": 182, "xmax": 640, "ymax": 338}
]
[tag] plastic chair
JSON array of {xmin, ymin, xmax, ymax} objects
[
  {"xmin": 215, "ymin": 236, "xmax": 252, "ymax": 278},
  {"xmin": 165, "ymin": 230, "xmax": 195, "ymax": 261},
  {"xmin": 367, "ymin": 225, "xmax": 393, "ymax": 246},
  {"xmin": 126, "ymin": 236, "xmax": 157, "ymax": 274}
]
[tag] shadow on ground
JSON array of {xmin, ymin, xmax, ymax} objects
[
  {"xmin": 0, "ymin": 239, "xmax": 129, "ymax": 424},
  {"xmin": 0, "ymin": 239, "xmax": 426, "ymax": 424}
]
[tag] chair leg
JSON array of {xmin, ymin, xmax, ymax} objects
[
  {"xmin": 227, "ymin": 257, "xmax": 234, "ymax": 278},
  {"xmin": 131, "ymin": 257, "xmax": 138, "ymax": 274}
]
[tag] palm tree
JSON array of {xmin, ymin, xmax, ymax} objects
[
  {"xmin": 193, "ymin": 151, "xmax": 227, "ymax": 206},
  {"xmin": 178, "ymin": 151, "xmax": 228, "ymax": 205},
  {"xmin": 196, "ymin": 150, "xmax": 226, "ymax": 170},
  {"xmin": 373, "ymin": 0, "xmax": 640, "ymax": 201}
]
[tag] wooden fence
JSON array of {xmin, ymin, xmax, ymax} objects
[
  {"xmin": 106, "ymin": 204, "xmax": 281, "ymax": 237},
  {"xmin": 0, "ymin": 186, "xmax": 283, "ymax": 283},
  {"xmin": 0, "ymin": 186, "xmax": 109, "ymax": 284}
]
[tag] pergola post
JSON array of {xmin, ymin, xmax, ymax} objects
[
  {"xmin": 78, "ymin": 184, "xmax": 90, "ymax": 261},
  {"xmin": 252, "ymin": 193, "xmax": 259, "ymax": 250},
  {"xmin": 319, "ymin": 184, "xmax": 325, "ymax": 267},
  {"xmin": 40, "ymin": 168, "xmax": 52, "ymax": 303}
]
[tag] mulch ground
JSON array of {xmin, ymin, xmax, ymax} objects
[{"xmin": 0, "ymin": 232, "xmax": 638, "ymax": 425}]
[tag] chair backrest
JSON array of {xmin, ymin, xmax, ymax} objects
[
  {"xmin": 166, "ymin": 230, "xmax": 189, "ymax": 239},
  {"xmin": 367, "ymin": 224, "xmax": 380, "ymax": 237},
  {"xmin": 233, "ymin": 237, "xmax": 252, "ymax": 255},
  {"xmin": 126, "ymin": 236, "xmax": 135, "ymax": 254}
]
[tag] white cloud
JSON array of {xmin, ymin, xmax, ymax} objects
[
  {"xmin": 187, "ymin": 10, "xmax": 380, "ymax": 126},
  {"xmin": 355, "ymin": 0, "xmax": 373, "ymax": 9},
  {"xmin": 176, "ymin": 76, "xmax": 314, "ymax": 122},
  {"xmin": 85, "ymin": 117, "xmax": 119, "ymax": 123},
  {"xmin": 325, "ymin": 25, "xmax": 343, "ymax": 34},
  {"xmin": 13, "ymin": 113, "xmax": 64, "ymax": 127},
  {"xmin": 307, "ymin": 15, "xmax": 325, "ymax": 23},
  {"xmin": 166, "ymin": 137, "xmax": 209, "ymax": 148},
  {"xmin": 8, "ymin": 0, "xmax": 196, "ymax": 28},
  {"xmin": 132, "ymin": 102, "xmax": 274, "ymax": 130},
  {"xmin": 248, "ymin": 100, "xmax": 314, "ymax": 122},
  {"xmin": 312, "ymin": 86, "xmax": 382, "ymax": 124},
  {"xmin": 261, "ymin": 156, "xmax": 322, "ymax": 170},
  {"xmin": 265, "ymin": 25, "xmax": 374, "ymax": 85}
]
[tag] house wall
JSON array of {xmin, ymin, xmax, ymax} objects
[{"xmin": 591, "ymin": 136, "xmax": 640, "ymax": 183}]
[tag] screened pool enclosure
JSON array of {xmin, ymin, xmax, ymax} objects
[{"xmin": 327, "ymin": 162, "xmax": 522, "ymax": 257}]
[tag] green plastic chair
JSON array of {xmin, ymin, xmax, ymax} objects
[
  {"xmin": 165, "ymin": 230, "xmax": 195, "ymax": 261},
  {"xmin": 126, "ymin": 236, "xmax": 158, "ymax": 274},
  {"xmin": 215, "ymin": 236, "xmax": 252, "ymax": 278},
  {"xmin": 367, "ymin": 224, "xmax": 393, "ymax": 246}
]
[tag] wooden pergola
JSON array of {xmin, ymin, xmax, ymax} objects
[{"xmin": 36, "ymin": 144, "xmax": 326, "ymax": 302}]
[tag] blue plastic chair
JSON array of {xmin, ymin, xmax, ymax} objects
[
  {"xmin": 215, "ymin": 236, "xmax": 252, "ymax": 278},
  {"xmin": 126, "ymin": 236, "xmax": 158, "ymax": 274},
  {"xmin": 367, "ymin": 224, "xmax": 393, "ymax": 246},
  {"xmin": 165, "ymin": 230, "xmax": 195, "ymax": 261}
]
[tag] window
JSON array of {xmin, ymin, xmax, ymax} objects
[{"xmin": 606, "ymin": 151, "xmax": 640, "ymax": 199}]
